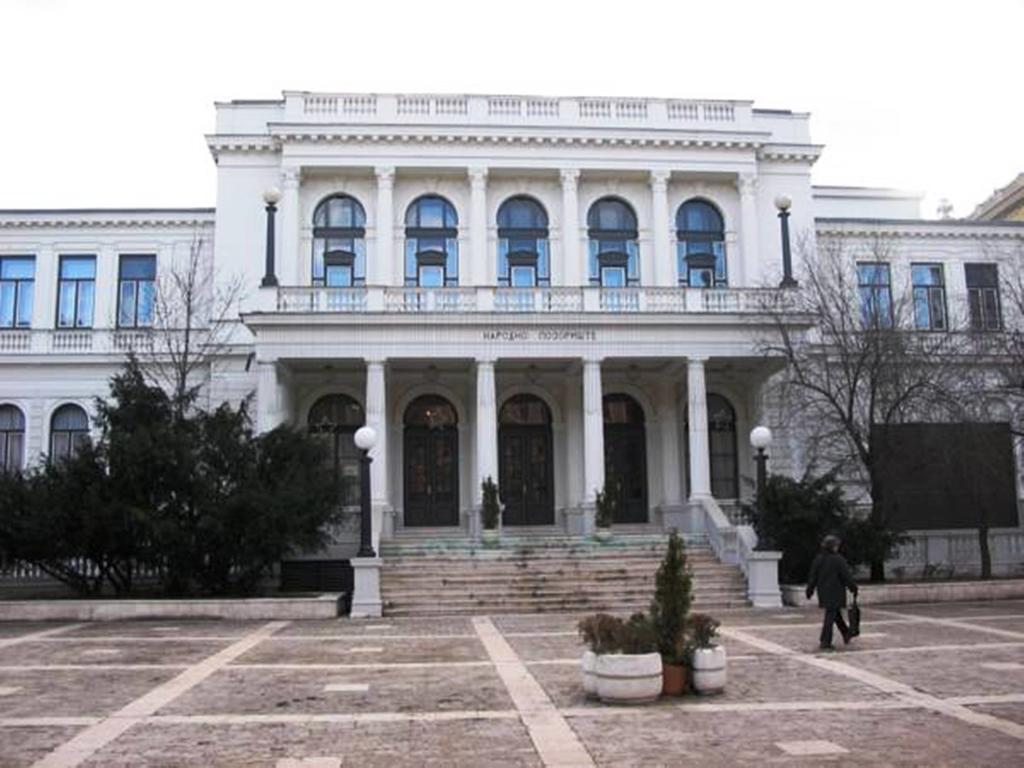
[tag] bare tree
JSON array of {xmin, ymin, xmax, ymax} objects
[
  {"xmin": 757, "ymin": 233, "xmax": 968, "ymax": 581},
  {"xmin": 136, "ymin": 231, "xmax": 245, "ymax": 416}
]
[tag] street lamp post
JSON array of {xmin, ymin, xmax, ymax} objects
[
  {"xmin": 774, "ymin": 195, "xmax": 798, "ymax": 288},
  {"xmin": 354, "ymin": 425, "xmax": 377, "ymax": 558},
  {"xmin": 261, "ymin": 187, "xmax": 281, "ymax": 288},
  {"xmin": 750, "ymin": 425, "xmax": 773, "ymax": 511}
]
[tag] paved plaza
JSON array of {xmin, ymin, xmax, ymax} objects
[{"xmin": 0, "ymin": 601, "xmax": 1022, "ymax": 766}]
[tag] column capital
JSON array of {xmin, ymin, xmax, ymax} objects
[
  {"xmin": 468, "ymin": 166, "xmax": 488, "ymax": 186},
  {"xmin": 649, "ymin": 169, "xmax": 671, "ymax": 190},
  {"xmin": 582, "ymin": 355, "xmax": 603, "ymax": 367},
  {"xmin": 560, "ymin": 168, "xmax": 581, "ymax": 189},
  {"xmin": 281, "ymin": 166, "xmax": 300, "ymax": 187},
  {"xmin": 687, "ymin": 356, "xmax": 708, "ymax": 367},
  {"xmin": 475, "ymin": 355, "xmax": 497, "ymax": 367},
  {"xmin": 364, "ymin": 356, "xmax": 387, "ymax": 368},
  {"xmin": 375, "ymin": 165, "xmax": 396, "ymax": 186},
  {"xmin": 736, "ymin": 171, "xmax": 758, "ymax": 196}
]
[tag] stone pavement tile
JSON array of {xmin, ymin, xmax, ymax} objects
[
  {"xmin": 973, "ymin": 618, "xmax": 1024, "ymax": 634},
  {"xmin": 0, "ymin": 638, "xmax": 234, "ymax": 666},
  {"xmin": 506, "ymin": 633, "xmax": 583, "ymax": 661},
  {"xmin": 80, "ymin": 719, "xmax": 542, "ymax": 767},
  {"xmin": 492, "ymin": 613, "xmax": 584, "ymax": 634},
  {"xmin": 0, "ymin": 668, "xmax": 178, "ymax": 718},
  {"xmin": 741, "ymin": 619, "xmax": 992, "ymax": 653},
  {"xmin": 840, "ymin": 646, "xmax": 1024, "ymax": 698},
  {"xmin": 0, "ymin": 623, "xmax": 68, "ymax": 640},
  {"xmin": 235, "ymin": 636, "xmax": 487, "ymax": 665},
  {"xmin": 877, "ymin": 600, "xmax": 1024, "ymax": 619},
  {"xmin": 0, "ymin": 726, "xmax": 85, "ymax": 768},
  {"xmin": 969, "ymin": 703, "xmax": 1024, "ymax": 726},
  {"xmin": 567, "ymin": 706, "xmax": 1023, "ymax": 767},
  {"xmin": 281, "ymin": 616, "xmax": 475, "ymax": 637},
  {"xmin": 61, "ymin": 620, "xmax": 265, "ymax": 639},
  {"xmin": 158, "ymin": 666, "xmax": 513, "ymax": 715}
]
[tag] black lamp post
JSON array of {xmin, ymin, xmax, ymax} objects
[
  {"xmin": 261, "ymin": 187, "xmax": 281, "ymax": 288},
  {"xmin": 774, "ymin": 195, "xmax": 798, "ymax": 288},
  {"xmin": 353, "ymin": 426, "xmax": 377, "ymax": 558},
  {"xmin": 750, "ymin": 425, "xmax": 773, "ymax": 514}
]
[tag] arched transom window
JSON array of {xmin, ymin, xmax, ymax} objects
[
  {"xmin": 677, "ymin": 199, "xmax": 726, "ymax": 287},
  {"xmin": 497, "ymin": 197, "xmax": 549, "ymax": 287},
  {"xmin": 312, "ymin": 195, "xmax": 367, "ymax": 287},
  {"xmin": 0, "ymin": 404, "xmax": 25, "ymax": 471},
  {"xmin": 587, "ymin": 197, "xmax": 638, "ymax": 287},
  {"xmin": 308, "ymin": 394, "xmax": 365, "ymax": 507},
  {"xmin": 50, "ymin": 404, "xmax": 89, "ymax": 463},
  {"xmin": 404, "ymin": 196, "xmax": 459, "ymax": 288}
]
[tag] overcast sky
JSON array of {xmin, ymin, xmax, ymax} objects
[{"xmin": 3, "ymin": 0, "xmax": 1021, "ymax": 218}]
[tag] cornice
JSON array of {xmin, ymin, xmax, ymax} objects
[
  {"xmin": 815, "ymin": 217, "xmax": 1024, "ymax": 240},
  {"xmin": 756, "ymin": 143, "xmax": 824, "ymax": 164},
  {"xmin": 0, "ymin": 209, "xmax": 215, "ymax": 229}
]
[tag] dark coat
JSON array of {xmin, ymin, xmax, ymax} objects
[{"xmin": 806, "ymin": 552, "xmax": 857, "ymax": 609}]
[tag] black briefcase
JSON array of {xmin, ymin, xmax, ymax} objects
[{"xmin": 848, "ymin": 595, "xmax": 861, "ymax": 637}]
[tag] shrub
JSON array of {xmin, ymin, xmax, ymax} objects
[
  {"xmin": 578, "ymin": 613, "xmax": 622, "ymax": 655},
  {"xmin": 578, "ymin": 612, "xmax": 658, "ymax": 655},
  {"xmin": 595, "ymin": 479, "xmax": 618, "ymax": 529},
  {"xmin": 650, "ymin": 531, "xmax": 693, "ymax": 664},
  {"xmin": 687, "ymin": 613, "xmax": 720, "ymax": 650},
  {"xmin": 615, "ymin": 612, "xmax": 659, "ymax": 654},
  {"xmin": 481, "ymin": 476, "xmax": 500, "ymax": 530}
]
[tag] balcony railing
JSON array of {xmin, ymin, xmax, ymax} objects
[
  {"xmin": 0, "ymin": 329, "xmax": 158, "ymax": 355},
  {"xmin": 274, "ymin": 286, "xmax": 789, "ymax": 315}
]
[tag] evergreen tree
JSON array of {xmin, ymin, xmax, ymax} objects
[{"xmin": 650, "ymin": 531, "xmax": 693, "ymax": 663}]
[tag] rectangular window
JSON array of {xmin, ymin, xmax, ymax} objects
[
  {"xmin": 857, "ymin": 262, "xmax": 892, "ymax": 328},
  {"xmin": 117, "ymin": 254, "xmax": 156, "ymax": 328},
  {"xmin": 57, "ymin": 256, "xmax": 96, "ymax": 328},
  {"xmin": 0, "ymin": 256, "xmax": 35, "ymax": 328},
  {"xmin": 965, "ymin": 263, "xmax": 1001, "ymax": 331},
  {"xmin": 911, "ymin": 264, "xmax": 947, "ymax": 331}
]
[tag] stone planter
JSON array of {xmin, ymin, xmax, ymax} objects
[
  {"xmin": 594, "ymin": 652, "xmax": 663, "ymax": 704},
  {"xmin": 781, "ymin": 584, "xmax": 813, "ymax": 607},
  {"xmin": 593, "ymin": 528, "xmax": 612, "ymax": 543},
  {"xmin": 691, "ymin": 645, "xmax": 727, "ymax": 694},
  {"xmin": 580, "ymin": 651, "xmax": 598, "ymax": 698},
  {"xmin": 481, "ymin": 528, "xmax": 499, "ymax": 546}
]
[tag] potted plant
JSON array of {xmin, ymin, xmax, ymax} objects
[
  {"xmin": 650, "ymin": 531, "xmax": 693, "ymax": 696},
  {"xmin": 593, "ymin": 480, "xmax": 616, "ymax": 542},
  {"xmin": 480, "ymin": 476, "xmax": 500, "ymax": 545},
  {"xmin": 688, "ymin": 613, "xmax": 726, "ymax": 694},
  {"xmin": 577, "ymin": 613, "xmax": 620, "ymax": 699},
  {"xmin": 592, "ymin": 613, "xmax": 662, "ymax": 704}
]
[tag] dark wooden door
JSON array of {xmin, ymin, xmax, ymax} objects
[
  {"xmin": 499, "ymin": 425, "xmax": 554, "ymax": 526},
  {"xmin": 604, "ymin": 425, "xmax": 648, "ymax": 523},
  {"xmin": 403, "ymin": 426, "xmax": 459, "ymax": 527}
]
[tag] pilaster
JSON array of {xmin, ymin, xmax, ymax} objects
[
  {"xmin": 650, "ymin": 170, "xmax": 672, "ymax": 286},
  {"xmin": 365, "ymin": 358, "xmax": 390, "ymax": 546},
  {"xmin": 280, "ymin": 167, "xmax": 301, "ymax": 286},
  {"xmin": 32, "ymin": 244, "xmax": 56, "ymax": 329},
  {"xmin": 474, "ymin": 356, "xmax": 498, "ymax": 505},
  {"xmin": 582, "ymin": 357, "xmax": 605, "ymax": 511},
  {"xmin": 255, "ymin": 360, "xmax": 288, "ymax": 434},
  {"xmin": 375, "ymin": 166, "xmax": 395, "ymax": 286},
  {"xmin": 737, "ymin": 172, "xmax": 759, "ymax": 286},
  {"xmin": 469, "ymin": 167, "xmax": 488, "ymax": 286},
  {"xmin": 687, "ymin": 357, "xmax": 711, "ymax": 498},
  {"xmin": 560, "ymin": 169, "xmax": 581, "ymax": 286}
]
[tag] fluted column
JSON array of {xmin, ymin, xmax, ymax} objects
[
  {"xmin": 374, "ymin": 166, "xmax": 395, "ymax": 285},
  {"xmin": 687, "ymin": 357, "xmax": 712, "ymax": 498},
  {"xmin": 650, "ymin": 170, "xmax": 672, "ymax": 286},
  {"xmin": 469, "ymin": 167, "xmax": 488, "ymax": 285},
  {"xmin": 475, "ymin": 357, "xmax": 498, "ymax": 505},
  {"xmin": 280, "ymin": 167, "xmax": 300, "ymax": 285},
  {"xmin": 737, "ymin": 172, "xmax": 758, "ymax": 286},
  {"xmin": 560, "ymin": 169, "xmax": 581, "ymax": 286},
  {"xmin": 582, "ymin": 358, "xmax": 605, "ymax": 507},
  {"xmin": 365, "ymin": 358, "xmax": 389, "ymax": 546}
]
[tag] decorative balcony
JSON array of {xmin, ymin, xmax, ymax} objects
[
  {"xmin": 273, "ymin": 286, "xmax": 789, "ymax": 315},
  {"xmin": 0, "ymin": 329, "xmax": 156, "ymax": 355}
]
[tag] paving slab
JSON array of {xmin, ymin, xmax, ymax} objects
[
  {"xmin": 0, "ymin": 726, "xmax": 86, "ymax": 768},
  {"xmin": 235, "ymin": 636, "xmax": 487, "ymax": 665},
  {"xmin": 0, "ymin": 622, "xmax": 69, "ymax": 640},
  {"xmin": 972, "ymin": 618, "xmax": 1024, "ymax": 634},
  {"xmin": 876, "ymin": 600, "xmax": 1024, "ymax": 619},
  {"xmin": 968, "ymin": 702, "xmax": 1024, "ymax": 726},
  {"xmin": 0, "ymin": 668, "xmax": 179, "ymax": 717},
  {"xmin": 80, "ymin": 719, "xmax": 541, "ymax": 767},
  {"xmin": 61, "ymin": 620, "xmax": 265, "ymax": 639},
  {"xmin": 159, "ymin": 666, "xmax": 513, "ymax": 715},
  {"xmin": 839, "ymin": 646, "xmax": 1024, "ymax": 698},
  {"xmin": 742, "ymin": 618, "xmax": 995, "ymax": 653},
  {"xmin": 0, "ymin": 637, "xmax": 234, "ymax": 666},
  {"xmin": 282, "ymin": 617, "xmax": 476, "ymax": 636}
]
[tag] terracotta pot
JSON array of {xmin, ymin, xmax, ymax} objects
[{"xmin": 661, "ymin": 662, "xmax": 687, "ymax": 696}]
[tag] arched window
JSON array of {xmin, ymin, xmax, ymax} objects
[
  {"xmin": 308, "ymin": 394, "xmax": 365, "ymax": 507},
  {"xmin": 404, "ymin": 395, "xmax": 458, "ymax": 428},
  {"xmin": 404, "ymin": 196, "xmax": 459, "ymax": 287},
  {"xmin": 0, "ymin": 404, "xmax": 25, "ymax": 472},
  {"xmin": 50, "ymin": 404, "xmax": 89, "ymax": 463},
  {"xmin": 707, "ymin": 394, "xmax": 738, "ymax": 499},
  {"xmin": 312, "ymin": 195, "xmax": 367, "ymax": 287},
  {"xmin": 677, "ymin": 200, "xmax": 726, "ymax": 287},
  {"xmin": 497, "ymin": 197, "xmax": 549, "ymax": 287},
  {"xmin": 587, "ymin": 197, "xmax": 639, "ymax": 286}
]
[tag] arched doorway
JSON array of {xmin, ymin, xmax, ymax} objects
[
  {"xmin": 403, "ymin": 395, "xmax": 459, "ymax": 527},
  {"xmin": 708, "ymin": 394, "xmax": 739, "ymax": 499},
  {"xmin": 308, "ymin": 394, "xmax": 365, "ymax": 507},
  {"xmin": 499, "ymin": 394, "xmax": 554, "ymax": 526},
  {"xmin": 603, "ymin": 393, "xmax": 648, "ymax": 523}
]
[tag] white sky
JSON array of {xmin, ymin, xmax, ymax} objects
[{"xmin": 2, "ymin": 0, "xmax": 1021, "ymax": 218}]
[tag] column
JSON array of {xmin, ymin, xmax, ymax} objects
[
  {"xmin": 737, "ymin": 172, "xmax": 759, "ymax": 286},
  {"xmin": 255, "ymin": 361, "xmax": 287, "ymax": 434},
  {"xmin": 365, "ymin": 358, "xmax": 390, "ymax": 545},
  {"xmin": 475, "ymin": 357, "xmax": 499, "ymax": 504},
  {"xmin": 560, "ymin": 169, "xmax": 581, "ymax": 286},
  {"xmin": 469, "ymin": 167, "xmax": 488, "ymax": 286},
  {"xmin": 582, "ymin": 358, "xmax": 605, "ymax": 511},
  {"xmin": 687, "ymin": 357, "xmax": 711, "ymax": 498},
  {"xmin": 650, "ymin": 170, "xmax": 672, "ymax": 286},
  {"xmin": 374, "ymin": 166, "xmax": 395, "ymax": 285},
  {"xmin": 280, "ymin": 166, "xmax": 300, "ymax": 285},
  {"xmin": 658, "ymin": 379, "xmax": 684, "ymax": 510}
]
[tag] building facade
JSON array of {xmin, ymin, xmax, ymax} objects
[{"xmin": 2, "ymin": 92, "xmax": 1023, "ymax": 581}]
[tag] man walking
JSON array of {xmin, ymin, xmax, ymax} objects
[{"xmin": 805, "ymin": 535, "xmax": 858, "ymax": 650}]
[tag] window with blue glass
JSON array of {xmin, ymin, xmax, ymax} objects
[
  {"xmin": 857, "ymin": 262, "xmax": 893, "ymax": 328},
  {"xmin": 911, "ymin": 264, "xmax": 947, "ymax": 331},
  {"xmin": 497, "ymin": 196, "xmax": 549, "ymax": 287},
  {"xmin": 0, "ymin": 256, "xmax": 34, "ymax": 328},
  {"xmin": 312, "ymin": 195, "xmax": 367, "ymax": 287},
  {"xmin": 405, "ymin": 195, "xmax": 459, "ymax": 287},
  {"xmin": 587, "ymin": 197, "xmax": 638, "ymax": 286},
  {"xmin": 117, "ymin": 255, "xmax": 156, "ymax": 328},
  {"xmin": 677, "ymin": 200, "xmax": 726, "ymax": 287},
  {"xmin": 57, "ymin": 256, "xmax": 96, "ymax": 328}
]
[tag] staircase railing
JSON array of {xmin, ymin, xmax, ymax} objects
[{"xmin": 697, "ymin": 496, "xmax": 782, "ymax": 608}]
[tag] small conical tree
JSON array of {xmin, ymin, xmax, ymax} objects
[{"xmin": 650, "ymin": 531, "xmax": 693, "ymax": 663}]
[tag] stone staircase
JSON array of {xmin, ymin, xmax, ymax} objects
[{"xmin": 378, "ymin": 531, "xmax": 749, "ymax": 616}]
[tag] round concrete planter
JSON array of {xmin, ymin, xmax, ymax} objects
[
  {"xmin": 481, "ymin": 528, "xmax": 499, "ymax": 546},
  {"xmin": 594, "ymin": 652, "xmax": 663, "ymax": 704},
  {"xmin": 691, "ymin": 645, "xmax": 727, "ymax": 694},
  {"xmin": 580, "ymin": 651, "xmax": 598, "ymax": 698},
  {"xmin": 593, "ymin": 528, "xmax": 612, "ymax": 543}
]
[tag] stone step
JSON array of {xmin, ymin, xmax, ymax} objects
[
  {"xmin": 383, "ymin": 597, "xmax": 751, "ymax": 616},
  {"xmin": 379, "ymin": 549, "xmax": 718, "ymax": 562}
]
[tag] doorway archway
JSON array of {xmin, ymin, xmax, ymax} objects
[
  {"xmin": 499, "ymin": 394, "xmax": 555, "ymax": 526},
  {"xmin": 603, "ymin": 393, "xmax": 648, "ymax": 523},
  {"xmin": 403, "ymin": 394, "xmax": 459, "ymax": 527}
]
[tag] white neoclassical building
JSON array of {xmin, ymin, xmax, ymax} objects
[{"xmin": 2, "ymin": 92, "xmax": 1023, "ymax": 597}]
